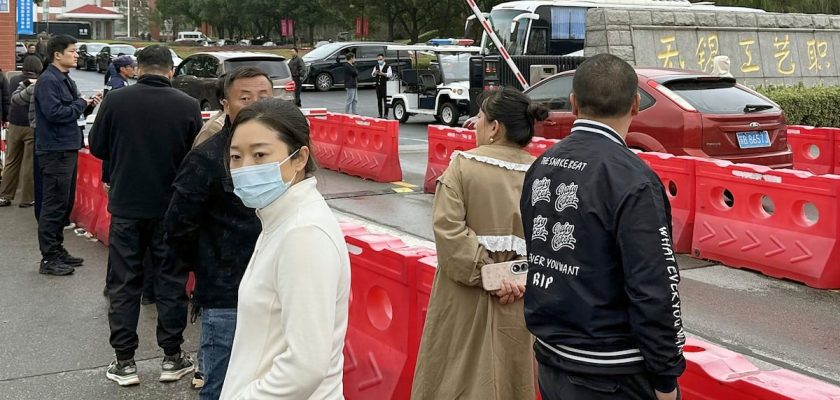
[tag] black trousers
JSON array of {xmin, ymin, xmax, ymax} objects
[
  {"xmin": 293, "ymin": 77, "xmax": 302, "ymax": 107},
  {"xmin": 33, "ymin": 153, "xmax": 41, "ymax": 221},
  {"xmin": 37, "ymin": 150, "xmax": 78, "ymax": 259},
  {"xmin": 376, "ymin": 85, "xmax": 388, "ymax": 117},
  {"xmin": 538, "ymin": 363, "xmax": 679, "ymax": 400},
  {"xmin": 107, "ymin": 216, "xmax": 188, "ymax": 361}
]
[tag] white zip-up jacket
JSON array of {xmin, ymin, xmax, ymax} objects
[{"xmin": 220, "ymin": 177, "xmax": 351, "ymax": 400}]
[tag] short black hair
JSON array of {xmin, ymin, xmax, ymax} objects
[
  {"xmin": 137, "ymin": 45, "xmax": 174, "ymax": 74},
  {"xmin": 230, "ymin": 98, "xmax": 318, "ymax": 175},
  {"xmin": 346, "ymin": 52, "xmax": 356, "ymax": 61},
  {"xmin": 223, "ymin": 67, "xmax": 273, "ymax": 99},
  {"xmin": 47, "ymin": 35, "xmax": 77, "ymax": 62},
  {"xmin": 478, "ymin": 86, "xmax": 549, "ymax": 147},
  {"xmin": 215, "ymin": 74, "xmax": 227, "ymax": 103},
  {"xmin": 377, "ymin": 53, "xmax": 384, "ymax": 58},
  {"xmin": 22, "ymin": 55, "xmax": 43, "ymax": 75},
  {"xmin": 572, "ymin": 53, "xmax": 638, "ymax": 118}
]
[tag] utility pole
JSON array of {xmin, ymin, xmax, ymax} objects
[{"xmin": 127, "ymin": 0, "xmax": 131, "ymax": 37}]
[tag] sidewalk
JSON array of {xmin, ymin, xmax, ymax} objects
[{"xmin": 0, "ymin": 205, "xmax": 199, "ymax": 400}]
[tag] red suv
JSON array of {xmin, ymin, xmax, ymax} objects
[{"xmin": 470, "ymin": 68, "xmax": 792, "ymax": 168}]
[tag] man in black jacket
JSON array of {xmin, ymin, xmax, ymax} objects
[
  {"xmin": 521, "ymin": 54, "xmax": 685, "ymax": 400},
  {"xmin": 288, "ymin": 47, "xmax": 304, "ymax": 107},
  {"xmin": 344, "ymin": 52, "xmax": 358, "ymax": 114},
  {"xmin": 89, "ymin": 45, "xmax": 202, "ymax": 387},
  {"xmin": 34, "ymin": 35, "xmax": 100, "ymax": 276},
  {"xmin": 164, "ymin": 66, "xmax": 269, "ymax": 399}
]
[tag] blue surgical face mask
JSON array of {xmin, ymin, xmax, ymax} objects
[
  {"xmin": 378, "ymin": 60, "xmax": 385, "ymax": 67},
  {"xmin": 231, "ymin": 149, "xmax": 300, "ymax": 209}
]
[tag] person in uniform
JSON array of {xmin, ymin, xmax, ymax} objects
[{"xmin": 371, "ymin": 53, "xmax": 392, "ymax": 119}]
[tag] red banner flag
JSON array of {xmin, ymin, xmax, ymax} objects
[{"xmin": 363, "ymin": 17, "xmax": 369, "ymax": 38}]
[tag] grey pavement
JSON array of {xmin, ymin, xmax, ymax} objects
[{"xmin": 0, "ymin": 68, "xmax": 837, "ymax": 399}]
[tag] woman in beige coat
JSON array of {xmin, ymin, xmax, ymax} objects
[{"xmin": 411, "ymin": 87, "xmax": 549, "ymax": 399}]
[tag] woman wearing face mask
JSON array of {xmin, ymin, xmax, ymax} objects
[
  {"xmin": 411, "ymin": 87, "xmax": 549, "ymax": 400},
  {"xmin": 219, "ymin": 99, "xmax": 351, "ymax": 400}
]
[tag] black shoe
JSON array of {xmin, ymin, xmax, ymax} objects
[
  {"xmin": 19, "ymin": 201, "xmax": 34, "ymax": 208},
  {"xmin": 60, "ymin": 252, "xmax": 84, "ymax": 267},
  {"xmin": 39, "ymin": 259, "xmax": 75, "ymax": 276},
  {"xmin": 106, "ymin": 358, "xmax": 140, "ymax": 386},
  {"xmin": 0, "ymin": 198, "xmax": 11, "ymax": 207},
  {"xmin": 160, "ymin": 352, "xmax": 195, "ymax": 382}
]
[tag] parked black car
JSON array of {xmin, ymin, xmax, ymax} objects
[
  {"xmin": 173, "ymin": 52, "xmax": 295, "ymax": 111},
  {"xmin": 77, "ymin": 42, "xmax": 107, "ymax": 70},
  {"xmin": 301, "ymin": 41, "xmax": 411, "ymax": 91},
  {"xmin": 96, "ymin": 44, "xmax": 137, "ymax": 73}
]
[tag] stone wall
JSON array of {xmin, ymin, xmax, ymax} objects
[{"xmin": 584, "ymin": 8, "xmax": 840, "ymax": 87}]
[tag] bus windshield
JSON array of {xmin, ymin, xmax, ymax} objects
[
  {"xmin": 477, "ymin": 5, "xmax": 588, "ymax": 56},
  {"xmin": 483, "ymin": 9, "xmax": 528, "ymax": 55}
]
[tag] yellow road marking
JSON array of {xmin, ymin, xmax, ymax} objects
[{"xmin": 391, "ymin": 181, "xmax": 418, "ymax": 188}]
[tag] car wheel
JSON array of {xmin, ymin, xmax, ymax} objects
[
  {"xmin": 440, "ymin": 102, "xmax": 460, "ymax": 127},
  {"xmin": 97, "ymin": 63, "xmax": 103, "ymax": 73},
  {"xmin": 433, "ymin": 115, "xmax": 443, "ymax": 123},
  {"xmin": 316, "ymin": 73, "xmax": 333, "ymax": 92},
  {"xmin": 86, "ymin": 60, "xmax": 92, "ymax": 71},
  {"xmin": 393, "ymin": 100, "xmax": 409, "ymax": 123}
]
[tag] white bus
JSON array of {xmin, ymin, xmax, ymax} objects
[{"xmin": 467, "ymin": 0, "xmax": 763, "ymax": 56}]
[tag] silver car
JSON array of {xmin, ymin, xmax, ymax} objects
[{"xmin": 172, "ymin": 52, "xmax": 295, "ymax": 111}]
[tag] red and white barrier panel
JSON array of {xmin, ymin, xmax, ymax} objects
[
  {"xmin": 692, "ymin": 159, "xmax": 840, "ymax": 289},
  {"xmin": 680, "ymin": 337, "xmax": 840, "ymax": 399},
  {"xmin": 787, "ymin": 125, "xmax": 837, "ymax": 175}
]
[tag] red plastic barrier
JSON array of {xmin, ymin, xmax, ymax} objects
[
  {"xmin": 787, "ymin": 126, "xmax": 836, "ymax": 175},
  {"xmin": 424, "ymin": 125, "xmax": 476, "ymax": 193},
  {"xmin": 339, "ymin": 115, "xmax": 402, "ymax": 182},
  {"xmin": 413, "ymin": 256, "xmax": 436, "ymax": 348},
  {"xmin": 340, "ymin": 221, "xmax": 370, "ymax": 237},
  {"xmin": 691, "ymin": 159, "xmax": 840, "ymax": 288},
  {"xmin": 525, "ymin": 137, "xmax": 560, "ymax": 158},
  {"xmin": 680, "ymin": 337, "xmax": 840, "ymax": 400},
  {"xmin": 342, "ymin": 233, "xmax": 413, "ymax": 400},
  {"xmin": 300, "ymin": 107, "xmax": 328, "ymax": 117},
  {"xmin": 835, "ymin": 128, "xmax": 840, "ymax": 175},
  {"xmin": 69, "ymin": 150, "xmax": 104, "ymax": 234},
  {"xmin": 382, "ymin": 246, "xmax": 436, "ymax": 400},
  {"xmin": 308, "ymin": 112, "xmax": 346, "ymax": 171},
  {"xmin": 638, "ymin": 153, "xmax": 698, "ymax": 254}
]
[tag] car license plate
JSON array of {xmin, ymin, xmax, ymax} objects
[{"xmin": 736, "ymin": 131, "xmax": 771, "ymax": 149}]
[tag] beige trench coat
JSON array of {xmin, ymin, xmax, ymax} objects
[{"xmin": 411, "ymin": 144, "xmax": 537, "ymax": 400}]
